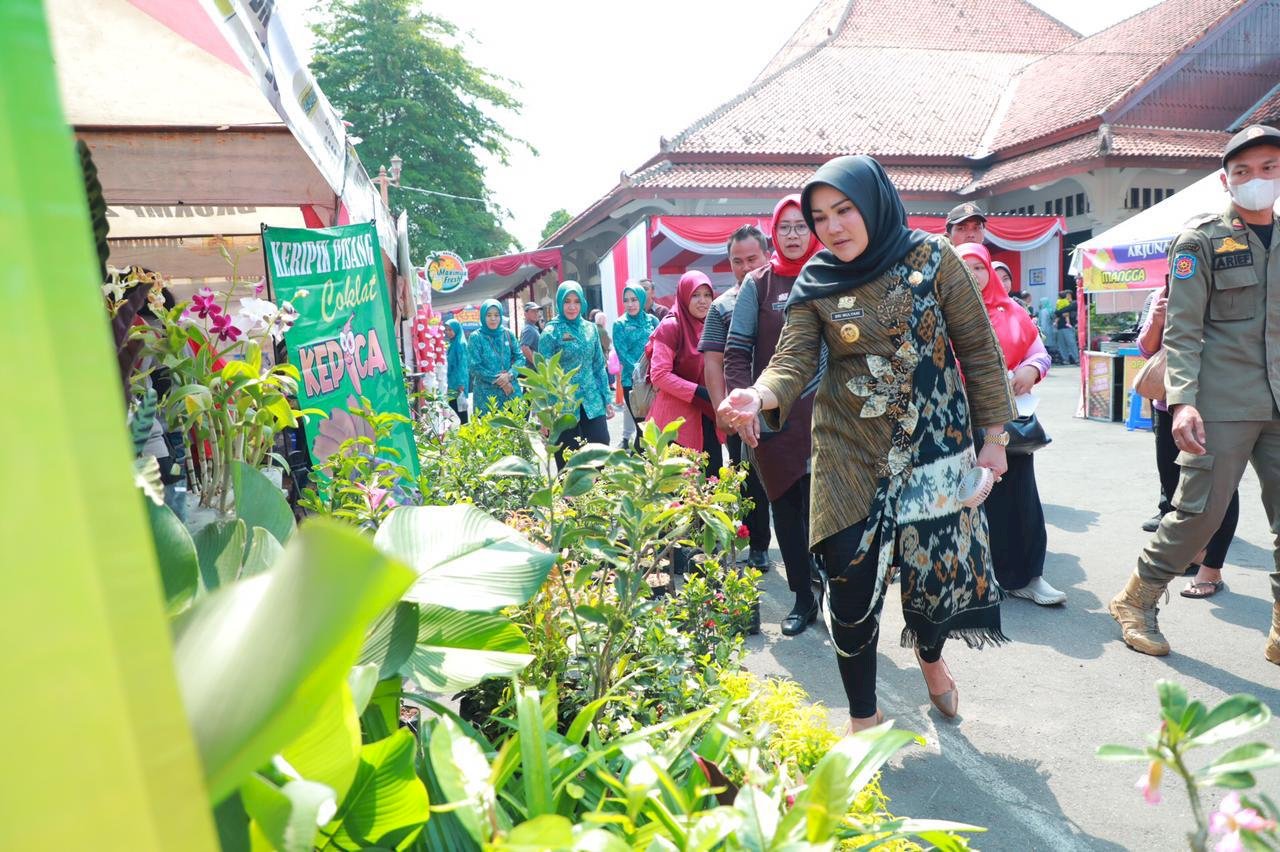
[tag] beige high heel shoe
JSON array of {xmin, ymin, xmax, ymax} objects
[{"xmin": 916, "ymin": 651, "xmax": 959, "ymax": 719}]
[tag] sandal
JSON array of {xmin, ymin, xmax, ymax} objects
[{"xmin": 1180, "ymin": 580, "xmax": 1224, "ymax": 599}]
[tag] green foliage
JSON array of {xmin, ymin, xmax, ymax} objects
[
  {"xmin": 299, "ymin": 399, "xmax": 416, "ymax": 530},
  {"xmin": 1098, "ymin": 680, "xmax": 1280, "ymax": 851},
  {"xmin": 411, "ymin": 680, "xmax": 978, "ymax": 851},
  {"xmin": 171, "ymin": 519, "xmax": 415, "ymax": 804},
  {"xmin": 310, "ymin": 0, "xmax": 529, "ymax": 258},
  {"xmin": 540, "ymin": 208, "xmax": 572, "ymax": 245},
  {"xmin": 416, "ymin": 395, "xmax": 540, "ymax": 516}
]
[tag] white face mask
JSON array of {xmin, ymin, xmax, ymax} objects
[{"xmin": 1228, "ymin": 176, "xmax": 1280, "ymax": 212}]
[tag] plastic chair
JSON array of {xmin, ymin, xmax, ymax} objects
[{"xmin": 1125, "ymin": 389, "xmax": 1153, "ymax": 431}]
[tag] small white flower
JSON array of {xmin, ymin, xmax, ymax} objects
[{"xmin": 102, "ymin": 280, "xmax": 125, "ymax": 302}]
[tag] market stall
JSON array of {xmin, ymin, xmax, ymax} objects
[
  {"xmin": 597, "ymin": 213, "xmax": 1065, "ymax": 320},
  {"xmin": 51, "ymin": 0, "xmax": 403, "ymax": 294},
  {"xmin": 429, "ymin": 247, "xmax": 565, "ymax": 332},
  {"xmin": 1071, "ymin": 171, "xmax": 1235, "ymax": 422}
]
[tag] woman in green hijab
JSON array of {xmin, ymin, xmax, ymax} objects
[
  {"xmin": 538, "ymin": 281, "xmax": 613, "ymax": 467},
  {"xmin": 612, "ymin": 281, "xmax": 659, "ymax": 450},
  {"xmin": 468, "ymin": 299, "xmax": 524, "ymax": 416},
  {"xmin": 444, "ymin": 317, "xmax": 469, "ymax": 424}
]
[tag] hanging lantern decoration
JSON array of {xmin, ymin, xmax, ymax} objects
[{"xmin": 413, "ymin": 305, "xmax": 448, "ymax": 376}]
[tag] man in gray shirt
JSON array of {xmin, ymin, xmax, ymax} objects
[
  {"xmin": 700, "ymin": 224, "xmax": 771, "ymax": 570},
  {"xmin": 519, "ymin": 301, "xmax": 543, "ymax": 365}
]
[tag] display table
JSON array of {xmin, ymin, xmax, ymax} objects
[{"xmin": 1084, "ymin": 351, "xmax": 1123, "ymax": 422}]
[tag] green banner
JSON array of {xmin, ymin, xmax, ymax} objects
[{"xmin": 263, "ymin": 223, "xmax": 419, "ymax": 476}]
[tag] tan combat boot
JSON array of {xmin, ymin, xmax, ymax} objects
[
  {"xmin": 1265, "ymin": 602, "xmax": 1280, "ymax": 666},
  {"xmin": 1109, "ymin": 573, "xmax": 1172, "ymax": 656}
]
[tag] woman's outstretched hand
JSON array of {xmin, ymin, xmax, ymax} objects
[{"xmin": 720, "ymin": 388, "xmax": 762, "ymax": 447}]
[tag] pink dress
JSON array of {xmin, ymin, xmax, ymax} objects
[{"xmin": 646, "ymin": 327, "xmax": 722, "ymax": 451}]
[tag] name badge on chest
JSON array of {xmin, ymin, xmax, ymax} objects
[{"xmin": 1212, "ymin": 236, "xmax": 1253, "ymax": 271}]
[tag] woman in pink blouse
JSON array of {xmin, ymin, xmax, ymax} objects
[
  {"xmin": 957, "ymin": 243, "xmax": 1064, "ymax": 606},
  {"xmin": 646, "ymin": 270, "xmax": 724, "ymax": 475}
]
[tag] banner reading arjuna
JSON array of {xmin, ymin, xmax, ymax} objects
[
  {"xmin": 263, "ymin": 223, "xmax": 419, "ymax": 475},
  {"xmin": 1078, "ymin": 239, "xmax": 1174, "ymax": 293}
]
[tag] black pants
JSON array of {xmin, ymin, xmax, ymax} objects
[
  {"xmin": 983, "ymin": 452, "xmax": 1047, "ymax": 591},
  {"xmin": 818, "ymin": 519, "xmax": 943, "ymax": 718},
  {"xmin": 554, "ymin": 406, "xmax": 610, "ymax": 469},
  {"xmin": 1153, "ymin": 406, "xmax": 1239, "ymax": 568},
  {"xmin": 699, "ymin": 416, "xmax": 723, "ymax": 480},
  {"xmin": 726, "ymin": 434, "xmax": 772, "ymax": 553},
  {"xmin": 448, "ymin": 397, "xmax": 469, "ymax": 425},
  {"xmin": 770, "ymin": 474, "xmax": 814, "ymax": 604},
  {"xmin": 623, "ymin": 386, "xmax": 643, "ymax": 452}
]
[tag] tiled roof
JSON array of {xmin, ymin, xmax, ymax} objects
[
  {"xmin": 1235, "ymin": 86, "xmax": 1280, "ymax": 130},
  {"xmin": 755, "ymin": 0, "xmax": 1075, "ymax": 83},
  {"xmin": 834, "ymin": 0, "xmax": 1077, "ymax": 52},
  {"xmin": 974, "ymin": 126, "xmax": 1228, "ymax": 190},
  {"xmin": 629, "ymin": 161, "xmax": 973, "ymax": 194},
  {"xmin": 991, "ymin": 0, "xmax": 1247, "ymax": 151},
  {"xmin": 670, "ymin": 47, "xmax": 1035, "ymax": 158},
  {"xmin": 755, "ymin": 0, "xmax": 849, "ymax": 82}
]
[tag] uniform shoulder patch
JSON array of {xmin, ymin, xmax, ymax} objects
[
  {"xmin": 1172, "ymin": 253, "xmax": 1198, "ymax": 279},
  {"xmin": 1172, "ymin": 240, "xmax": 1201, "ymax": 254}
]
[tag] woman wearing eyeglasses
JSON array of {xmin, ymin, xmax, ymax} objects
[{"xmin": 724, "ymin": 195, "xmax": 822, "ymax": 636}]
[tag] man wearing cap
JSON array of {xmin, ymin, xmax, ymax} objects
[
  {"xmin": 1110, "ymin": 124, "xmax": 1280, "ymax": 665},
  {"xmin": 946, "ymin": 202, "xmax": 987, "ymax": 247},
  {"xmin": 519, "ymin": 301, "xmax": 543, "ymax": 366}
]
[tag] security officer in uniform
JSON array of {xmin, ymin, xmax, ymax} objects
[
  {"xmin": 945, "ymin": 202, "xmax": 987, "ymax": 246},
  {"xmin": 1110, "ymin": 124, "xmax": 1280, "ymax": 664}
]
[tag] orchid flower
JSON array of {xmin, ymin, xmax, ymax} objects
[
  {"xmin": 189, "ymin": 287, "xmax": 220, "ymax": 320},
  {"xmin": 210, "ymin": 311, "xmax": 244, "ymax": 344},
  {"xmin": 1210, "ymin": 792, "xmax": 1277, "ymax": 852},
  {"xmin": 268, "ymin": 301, "xmax": 300, "ymax": 342},
  {"xmin": 236, "ymin": 297, "xmax": 277, "ymax": 335},
  {"xmin": 101, "ymin": 280, "xmax": 125, "ymax": 303}
]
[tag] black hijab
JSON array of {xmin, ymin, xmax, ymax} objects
[{"xmin": 789, "ymin": 155, "xmax": 929, "ymax": 306}]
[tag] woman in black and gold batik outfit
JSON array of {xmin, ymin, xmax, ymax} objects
[{"xmin": 721, "ymin": 155, "xmax": 1016, "ymax": 732}]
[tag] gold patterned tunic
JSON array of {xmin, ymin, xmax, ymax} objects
[{"xmin": 758, "ymin": 237, "xmax": 1016, "ymax": 547}]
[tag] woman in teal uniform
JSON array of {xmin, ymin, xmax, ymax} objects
[
  {"xmin": 468, "ymin": 299, "xmax": 524, "ymax": 416},
  {"xmin": 444, "ymin": 317, "xmax": 470, "ymax": 424},
  {"xmin": 538, "ymin": 281, "xmax": 613, "ymax": 467},
  {"xmin": 612, "ymin": 282, "xmax": 660, "ymax": 450}
]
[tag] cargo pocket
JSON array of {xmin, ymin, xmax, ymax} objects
[
  {"xmin": 1172, "ymin": 451, "xmax": 1214, "ymax": 514},
  {"xmin": 1209, "ymin": 269, "xmax": 1258, "ymax": 321}
]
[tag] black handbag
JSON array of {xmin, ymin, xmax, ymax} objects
[{"xmin": 1005, "ymin": 414, "xmax": 1051, "ymax": 455}]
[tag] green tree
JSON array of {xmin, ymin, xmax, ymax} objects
[
  {"xmin": 540, "ymin": 208, "xmax": 572, "ymax": 245},
  {"xmin": 311, "ymin": 0, "xmax": 529, "ymax": 259}
]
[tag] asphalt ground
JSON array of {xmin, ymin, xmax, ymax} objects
[{"xmin": 611, "ymin": 368, "xmax": 1280, "ymax": 850}]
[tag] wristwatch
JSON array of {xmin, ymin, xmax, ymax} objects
[{"xmin": 983, "ymin": 429, "xmax": 1010, "ymax": 447}]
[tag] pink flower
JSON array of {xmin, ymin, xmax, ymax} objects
[
  {"xmin": 1210, "ymin": 793, "xmax": 1277, "ymax": 852},
  {"xmin": 1135, "ymin": 762, "xmax": 1162, "ymax": 805},
  {"xmin": 210, "ymin": 311, "xmax": 243, "ymax": 343},
  {"xmin": 190, "ymin": 287, "xmax": 219, "ymax": 319},
  {"xmin": 360, "ymin": 484, "xmax": 397, "ymax": 513},
  {"xmin": 253, "ymin": 279, "xmax": 266, "ymax": 296},
  {"xmin": 736, "ymin": 524, "xmax": 750, "ymax": 539}
]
